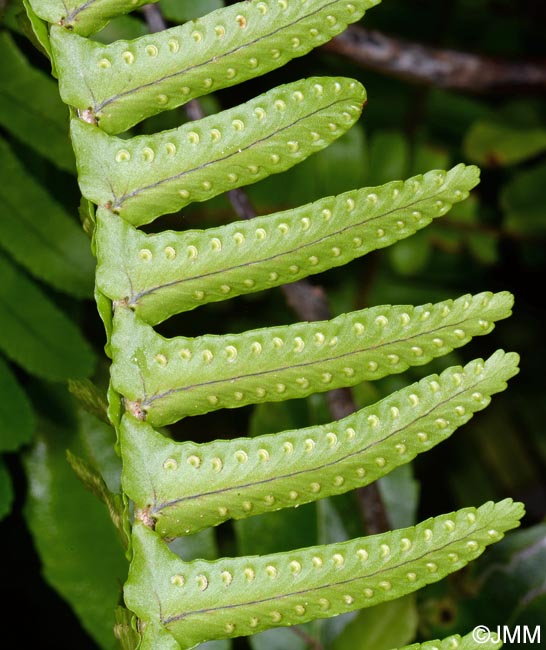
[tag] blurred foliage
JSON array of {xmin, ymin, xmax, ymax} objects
[
  {"xmin": 418, "ymin": 523, "xmax": 546, "ymax": 647},
  {"xmin": 24, "ymin": 401, "xmax": 127, "ymax": 649},
  {"xmin": 0, "ymin": 0, "xmax": 544, "ymax": 648}
]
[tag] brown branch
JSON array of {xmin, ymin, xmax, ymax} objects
[
  {"xmin": 141, "ymin": 3, "xmax": 166, "ymax": 32},
  {"xmin": 322, "ymin": 25, "xmax": 546, "ymax": 95},
  {"xmin": 290, "ymin": 624, "xmax": 325, "ymax": 650},
  {"xmin": 184, "ymin": 99, "xmax": 205, "ymax": 122}
]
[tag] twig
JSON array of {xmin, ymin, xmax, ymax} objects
[
  {"xmin": 141, "ymin": 3, "xmax": 166, "ymax": 32},
  {"xmin": 322, "ymin": 25, "xmax": 546, "ymax": 95},
  {"xmin": 290, "ymin": 624, "xmax": 325, "ymax": 650},
  {"xmin": 184, "ymin": 99, "xmax": 205, "ymax": 122}
]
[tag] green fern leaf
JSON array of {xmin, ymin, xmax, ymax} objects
[
  {"xmin": 71, "ymin": 76, "xmax": 366, "ymax": 225},
  {"xmin": 125, "ymin": 499, "xmax": 524, "ymax": 649},
  {"xmin": 51, "ymin": 0, "xmax": 380, "ymax": 134},
  {"xmin": 96, "ymin": 164, "xmax": 479, "ymax": 324},
  {"xmin": 27, "ymin": 0, "xmax": 158, "ymax": 36},
  {"xmin": 110, "ymin": 291, "xmax": 513, "ymax": 426},
  {"xmin": 394, "ymin": 631, "xmax": 502, "ymax": 650},
  {"xmin": 120, "ymin": 351, "xmax": 519, "ymax": 537}
]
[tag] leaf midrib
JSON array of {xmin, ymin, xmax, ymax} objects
[
  {"xmin": 140, "ymin": 315, "xmax": 488, "ymax": 408},
  {"xmin": 131, "ymin": 187, "xmax": 450, "ymax": 304},
  {"xmin": 112, "ymin": 94, "xmax": 358, "ymax": 208},
  {"xmin": 161, "ymin": 520, "xmax": 494, "ymax": 625}
]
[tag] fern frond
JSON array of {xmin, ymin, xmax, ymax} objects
[
  {"xmin": 51, "ymin": 0, "xmax": 380, "ymax": 133},
  {"xmin": 96, "ymin": 164, "xmax": 479, "ymax": 325},
  {"xmin": 124, "ymin": 500, "xmax": 524, "ymax": 649},
  {"xmin": 72, "ymin": 77, "xmax": 366, "ymax": 226},
  {"xmin": 394, "ymin": 631, "xmax": 502, "ymax": 650},
  {"xmin": 24, "ymin": 0, "xmax": 523, "ymax": 647},
  {"xmin": 111, "ymin": 292, "xmax": 513, "ymax": 426},
  {"xmin": 27, "ymin": 0, "xmax": 157, "ymax": 36},
  {"xmin": 120, "ymin": 351, "xmax": 519, "ymax": 537}
]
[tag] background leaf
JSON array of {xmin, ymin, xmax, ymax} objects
[
  {"xmin": 0, "ymin": 136, "xmax": 95, "ymax": 298},
  {"xmin": 469, "ymin": 524, "xmax": 546, "ymax": 628},
  {"xmin": 0, "ymin": 353, "xmax": 35, "ymax": 452},
  {"xmin": 464, "ymin": 121, "xmax": 546, "ymax": 167},
  {"xmin": 94, "ymin": 14, "xmax": 149, "ymax": 43},
  {"xmin": 24, "ymin": 405, "xmax": 127, "ymax": 649},
  {"xmin": 377, "ymin": 464, "xmax": 420, "ymax": 529},
  {"xmin": 159, "ymin": 0, "xmax": 224, "ymax": 23},
  {"xmin": 388, "ymin": 231, "xmax": 431, "ymax": 277},
  {"xmin": 249, "ymin": 625, "xmax": 314, "ymax": 650},
  {"xmin": 332, "ymin": 596, "xmax": 418, "ymax": 650},
  {"xmin": 501, "ymin": 162, "xmax": 546, "ymax": 236},
  {"xmin": 0, "ymin": 457, "xmax": 14, "ymax": 521},
  {"xmin": 0, "ymin": 252, "xmax": 96, "ymax": 381},
  {"xmin": 0, "ymin": 31, "xmax": 74, "ymax": 172},
  {"xmin": 367, "ymin": 130, "xmax": 410, "ymax": 186}
]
